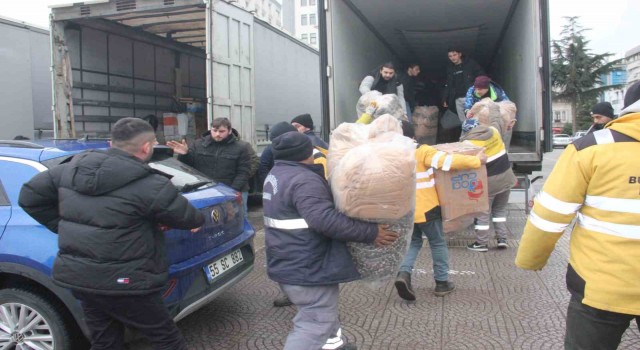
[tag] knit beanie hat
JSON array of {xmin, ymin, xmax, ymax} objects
[
  {"xmin": 591, "ymin": 102, "xmax": 614, "ymax": 119},
  {"xmin": 462, "ymin": 118, "xmax": 480, "ymax": 132},
  {"xmin": 272, "ymin": 131, "xmax": 313, "ymax": 162},
  {"xmin": 624, "ymin": 81, "xmax": 640, "ymax": 109},
  {"xmin": 474, "ymin": 75, "xmax": 491, "ymax": 89},
  {"xmin": 291, "ymin": 113, "xmax": 314, "ymax": 130},
  {"xmin": 269, "ymin": 121, "xmax": 297, "ymax": 141}
]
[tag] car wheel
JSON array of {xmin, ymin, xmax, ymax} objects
[{"xmin": 0, "ymin": 288, "xmax": 73, "ymax": 350}]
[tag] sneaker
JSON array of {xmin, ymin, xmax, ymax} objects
[
  {"xmin": 394, "ymin": 271, "xmax": 416, "ymax": 301},
  {"xmin": 467, "ymin": 241, "xmax": 488, "ymax": 252},
  {"xmin": 273, "ymin": 295, "xmax": 293, "ymax": 307},
  {"xmin": 434, "ymin": 281, "xmax": 455, "ymax": 297},
  {"xmin": 497, "ymin": 238, "xmax": 508, "ymax": 249}
]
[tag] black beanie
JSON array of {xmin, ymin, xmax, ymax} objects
[
  {"xmin": 291, "ymin": 113, "xmax": 314, "ymax": 130},
  {"xmin": 269, "ymin": 121, "xmax": 297, "ymax": 141},
  {"xmin": 591, "ymin": 102, "xmax": 614, "ymax": 119},
  {"xmin": 272, "ymin": 131, "xmax": 313, "ymax": 162},
  {"xmin": 624, "ymin": 81, "xmax": 640, "ymax": 109}
]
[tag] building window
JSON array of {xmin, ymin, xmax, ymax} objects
[
  {"xmin": 554, "ymin": 111, "xmax": 560, "ymax": 122},
  {"xmin": 301, "ymin": 0, "xmax": 307, "ymax": 6},
  {"xmin": 301, "ymin": 34, "xmax": 308, "ymax": 43},
  {"xmin": 310, "ymin": 33, "xmax": 317, "ymax": 45},
  {"xmin": 310, "ymin": 14, "xmax": 317, "ymax": 25},
  {"xmin": 310, "ymin": 0, "xmax": 316, "ymax": 5},
  {"xmin": 301, "ymin": 14, "xmax": 307, "ymax": 26}
]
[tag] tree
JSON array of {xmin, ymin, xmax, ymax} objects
[
  {"xmin": 563, "ymin": 123, "xmax": 573, "ymax": 135},
  {"xmin": 551, "ymin": 17, "xmax": 623, "ymax": 133}
]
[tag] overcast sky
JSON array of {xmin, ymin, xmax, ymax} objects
[{"xmin": 1, "ymin": 0, "xmax": 638, "ymax": 57}]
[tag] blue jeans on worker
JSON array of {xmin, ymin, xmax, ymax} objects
[
  {"xmin": 399, "ymin": 219, "xmax": 449, "ymax": 282},
  {"xmin": 242, "ymin": 191, "xmax": 248, "ymax": 215}
]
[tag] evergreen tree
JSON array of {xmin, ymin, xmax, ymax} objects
[{"xmin": 551, "ymin": 17, "xmax": 623, "ymax": 133}]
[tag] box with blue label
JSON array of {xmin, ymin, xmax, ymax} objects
[{"xmin": 433, "ymin": 142, "xmax": 489, "ymax": 232}]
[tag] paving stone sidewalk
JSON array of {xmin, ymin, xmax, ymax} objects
[{"xmin": 149, "ymin": 203, "xmax": 637, "ymax": 350}]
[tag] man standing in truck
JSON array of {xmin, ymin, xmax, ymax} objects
[
  {"xmin": 443, "ymin": 48, "xmax": 485, "ymax": 124},
  {"xmin": 397, "ymin": 63, "xmax": 421, "ymax": 119},
  {"xmin": 359, "ymin": 62, "xmax": 407, "ymax": 114}
]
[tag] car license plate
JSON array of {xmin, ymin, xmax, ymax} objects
[{"xmin": 203, "ymin": 249, "xmax": 244, "ymax": 283}]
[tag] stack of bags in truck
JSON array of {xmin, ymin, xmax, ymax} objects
[{"xmin": 328, "ymin": 115, "xmax": 415, "ymax": 283}]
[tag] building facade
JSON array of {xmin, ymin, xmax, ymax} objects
[
  {"xmin": 599, "ymin": 65, "xmax": 627, "ymax": 116},
  {"xmin": 626, "ymin": 45, "xmax": 640, "ymax": 90},
  {"xmin": 294, "ymin": 0, "xmax": 319, "ymax": 49},
  {"xmin": 234, "ymin": 0, "xmax": 283, "ymax": 29}
]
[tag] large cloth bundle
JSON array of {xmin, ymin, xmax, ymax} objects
[
  {"xmin": 412, "ymin": 106, "xmax": 439, "ymax": 145},
  {"xmin": 356, "ymin": 91, "xmax": 407, "ymax": 122},
  {"xmin": 328, "ymin": 115, "xmax": 416, "ymax": 282}
]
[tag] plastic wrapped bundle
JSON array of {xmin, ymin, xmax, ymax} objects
[
  {"xmin": 328, "ymin": 115, "xmax": 416, "ymax": 282},
  {"xmin": 373, "ymin": 94, "xmax": 407, "ymax": 121},
  {"xmin": 469, "ymin": 98, "xmax": 504, "ymax": 133},
  {"xmin": 412, "ymin": 106, "xmax": 439, "ymax": 145},
  {"xmin": 497, "ymin": 101, "xmax": 517, "ymax": 129},
  {"xmin": 356, "ymin": 91, "xmax": 382, "ymax": 116}
]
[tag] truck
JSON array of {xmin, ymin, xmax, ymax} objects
[
  {"xmin": 0, "ymin": 16, "xmax": 53, "ymax": 140},
  {"xmin": 317, "ymin": 0, "xmax": 553, "ymax": 173},
  {"xmin": 49, "ymin": 0, "xmax": 321, "ymax": 149}
]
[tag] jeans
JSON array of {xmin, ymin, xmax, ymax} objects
[
  {"xmin": 406, "ymin": 101, "xmax": 413, "ymax": 121},
  {"xmin": 399, "ymin": 220, "xmax": 450, "ymax": 282},
  {"xmin": 565, "ymin": 296, "xmax": 640, "ymax": 350},
  {"xmin": 72, "ymin": 291, "xmax": 187, "ymax": 350},
  {"xmin": 242, "ymin": 191, "xmax": 248, "ymax": 215},
  {"xmin": 455, "ymin": 97, "xmax": 466, "ymax": 123}
]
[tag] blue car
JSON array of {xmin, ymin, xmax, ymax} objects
[{"xmin": 0, "ymin": 139, "xmax": 255, "ymax": 349}]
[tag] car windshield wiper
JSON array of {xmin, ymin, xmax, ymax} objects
[{"xmin": 180, "ymin": 181, "xmax": 213, "ymax": 193}]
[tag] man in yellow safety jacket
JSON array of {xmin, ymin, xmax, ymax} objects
[
  {"xmin": 459, "ymin": 118, "xmax": 516, "ymax": 252},
  {"xmin": 394, "ymin": 121, "xmax": 486, "ymax": 300},
  {"xmin": 515, "ymin": 81, "xmax": 640, "ymax": 350}
]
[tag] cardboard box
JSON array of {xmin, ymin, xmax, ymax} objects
[{"xmin": 433, "ymin": 142, "xmax": 489, "ymax": 232}]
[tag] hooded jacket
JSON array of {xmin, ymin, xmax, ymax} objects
[
  {"xmin": 19, "ymin": 148, "xmax": 204, "ymax": 295},
  {"xmin": 178, "ymin": 133, "xmax": 252, "ymax": 191},
  {"xmin": 263, "ymin": 161, "xmax": 378, "ymax": 285},
  {"xmin": 460, "ymin": 125, "xmax": 516, "ymax": 196},
  {"xmin": 463, "ymin": 82, "xmax": 510, "ymax": 113},
  {"xmin": 516, "ymin": 109, "xmax": 640, "ymax": 315}
]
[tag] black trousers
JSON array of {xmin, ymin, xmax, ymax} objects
[
  {"xmin": 565, "ymin": 296, "xmax": 640, "ymax": 350},
  {"xmin": 73, "ymin": 291, "xmax": 187, "ymax": 350}
]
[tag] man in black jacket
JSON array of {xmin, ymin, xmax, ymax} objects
[
  {"xmin": 264, "ymin": 131, "xmax": 398, "ymax": 349},
  {"xmin": 443, "ymin": 48, "xmax": 485, "ymax": 123},
  {"xmin": 168, "ymin": 117, "xmax": 252, "ymax": 195},
  {"xmin": 19, "ymin": 118, "xmax": 205, "ymax": 350}
]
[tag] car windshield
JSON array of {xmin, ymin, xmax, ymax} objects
[{"xmin": 148, "ymin": 155, "xmax": 214, "ymax": 192}]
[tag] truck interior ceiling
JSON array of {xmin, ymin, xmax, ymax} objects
[
  {"xmin": 51, "ymin": 1, "xmax": 209, "ymax": 138},
  {"xmin": 332, "ymin": 0, "xmax": 545, "ymax": 158}
]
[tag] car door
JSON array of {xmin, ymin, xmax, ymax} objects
[
  {"xmin": 0, "ymin": 158, "xmax": 47, "ymax": 239},
  {"xmin": 0, "ymin": 179, "xmax": 10, "ymax": 235}
]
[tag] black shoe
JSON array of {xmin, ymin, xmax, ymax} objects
[
  {"xmin": 497, "ymin": 238, "xmax": 508, "ymax": 249},
  {"xmin": 434, "ymin": 281, "xmax": 455, "ymax": 297},
  {"xmin": 467, "ymin": 241, "xmax": 488, "ymax": 252},
  {"xmin": 394, "ymin": 271, "xmax": 416, "ymax": 301},
  {"xmin": 273, "ymin": 295, "xmax": 293, "ymax": 307}
]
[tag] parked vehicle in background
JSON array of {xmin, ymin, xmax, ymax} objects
[
  {"xmin": 0, "ymin": 139, "xmax": 255, "ymax": 348},
  {"xmin": 552, "ymin": 134, "xmax": 573, "ymax": 148},
  {"xmin": 573, "ymin": 130, "xmax": 588, "ymax": 140}
]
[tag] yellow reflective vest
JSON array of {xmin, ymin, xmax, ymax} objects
[{"xmin": 516, "ymin": 112, "xmax": 640, "ymax": 315}]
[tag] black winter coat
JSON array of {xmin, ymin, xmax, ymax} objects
[
  {"xmin": 263, "ymin": 161, "xmax": 378, "ymax": 286},
  {"xmin": 18, "ymin": 148, "xmax": 204, "ymax": 295},
  {"xmin": 179, "ymin": 134, "xmax": 252, "ymax": 191},
  {"xmin": 443, "ymin": 57, "xmax": 485, "ymax": 105}
]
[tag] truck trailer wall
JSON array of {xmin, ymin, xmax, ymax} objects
[
  {"xmin": 491, "ymin": 0, "xmax": 542, "ymax": 158},
  {"xmin": 254, "ymin": 19, "xmax": 321, "ymax": 142},
  {"xmin": 328, "ymin": 0, "xmax": 393, "ymax": 128},
  {"xmin": 0, "ymin": 18, "xmax": 52, "ymax": 140},
  {"xmin": 62, "ymin": 20, "xmax": 205, "ymax": 138}
]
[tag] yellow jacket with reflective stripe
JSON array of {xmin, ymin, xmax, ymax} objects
[
  {"xmin": 313, "ymin": 148, "xmax": 328, "ymax": 178},
  {"xmin": 414, "ymin": 144, "xmax": 481, "ymax": 223},
  {"xmin": 515, "ymin": 112, "xmax": 640, "ymax": 315}
]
